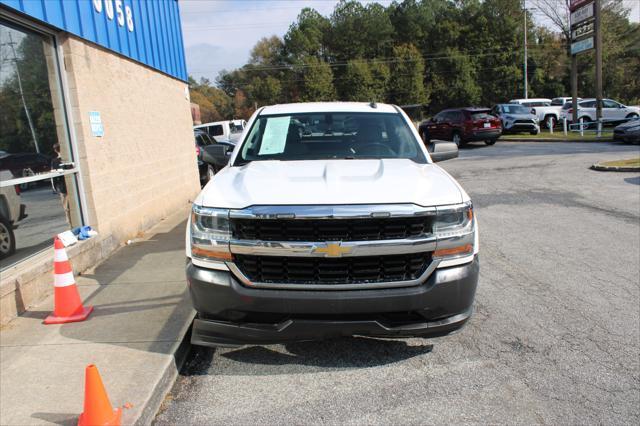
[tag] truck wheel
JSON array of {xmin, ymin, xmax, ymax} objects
[
  {"xmin": 544, "ymin": 115, "xmax": 556, "ymax": 129},
  {"xmin": 452, "ymin": 132, "xmax": 461, "ymax": 147},
  {"xmin": 530, "ymin": 129, "xmax": 539, "ymax": 135},
  {"xmin": 0, "ymin": 217, "xmax": 16, "ymax": 260},
  {"xmin": 206, "ymin": 165, "xmax": 216, "ymax": 182},
  {"xmin": 626, "ymin": 113, "xmax": 639, "ymax": 119},
  {"xmin": 485, "ymin": 139, "xmax": 497, "ymax": 146},
  {"xmin": 420, "ymin": 129, "xmax": 430, "ymax": 143}
]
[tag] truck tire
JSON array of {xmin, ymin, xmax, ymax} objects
[
  {"xmin": 485, "ymin": 139, "xmax": 497, "ymax": 146},
  {"xmin": 0, "ymin": 217, "xmax": 16, "ymax": 260},
  {"xmin": 544, "ymin": 115, "xmax": 556, "ymax": 129},
  {"xmin": 420, "ymin": 129, "xmax": 430, "ymax": 143},
  {"xmin": 452, "ymin": 132, "xmax": 462, "ymax": 147},
  {"xmin": 206, "ymin": 165, "xmax": 216, "ymax": 182},
  {"xmin": 530, "ymin": 129, "xmax": 539, "ymax": 135}
]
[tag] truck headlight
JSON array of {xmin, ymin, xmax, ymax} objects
[
  {"xmin": 190, "ymin": 205, "xmax": 232, "ymax": 261},
  {"xmin": 433, "ymin": 202, "xmax": 475, "ymax": 259}
]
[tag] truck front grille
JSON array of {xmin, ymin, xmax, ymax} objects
[
  {"xmin": 231, "ymin": 217, "xmax": 433, "ymax": 241},
  {"xmin": 233, "ymin": 252, "xmax": 432, "ymax": 285}
]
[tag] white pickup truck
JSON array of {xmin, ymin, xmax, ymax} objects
[
  {"xmin": 509, "ymin": 98, "xmax": 562, "ymax": 128},
  {"xmin": 185, "ymin": 102, "xmax": 479, "ymax": 347}
]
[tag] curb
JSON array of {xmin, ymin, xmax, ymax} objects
[
  {"xmin": 590, "ymin": 164, "xmax": 640, "ymax": 172},
  {"xmin": 135, "ymin": 319, "xmax": 194, "ymax": 425},
  {"xmin": 502, "ymin": 138, "xmax": 613, "ymax": 143}
]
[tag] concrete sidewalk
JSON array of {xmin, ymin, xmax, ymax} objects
[{"xmin": 0, "ymin": 208, "xmax": 194, "ymax": 425}]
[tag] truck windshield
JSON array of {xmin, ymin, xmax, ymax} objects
[{"xmin": 236, "ymin": 112, "xmax": 426, "ymax": 164}]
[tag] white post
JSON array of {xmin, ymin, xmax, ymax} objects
[
  {"xmin": 563, "ymin": 118, "xmax": 568, "ymax": 136},
  {"xmin": 597, "ymin": 120, "xmax": 602, "ymax": 138},
  {"xmin": 580, "ymin": 117, "xmax": 584, "ymax": 137},
  {"xmin": 548, "ymin": 117, "xmax": 554, "ymax": 134}
]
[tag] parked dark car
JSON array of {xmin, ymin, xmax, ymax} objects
[
  {"xmin": 194, "ymin": 130, "xmax": 235, "ymax": 185},
  {"xmin": 0, "ymin": 151, "xmax": 52, "ymax": 177},
  {"xmin": 613, "ymin": 117, "xmax": 640, "ymax": 144},
  {"xmin": 418, "ymin": 108, "xmax": 502, "ymax": 146}
]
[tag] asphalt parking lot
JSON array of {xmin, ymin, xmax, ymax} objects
[{"xmin": 156, "ymin": 142, "xmax": 640, "ymax": 425}]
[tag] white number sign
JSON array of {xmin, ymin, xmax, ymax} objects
[{"xmin": 93, "ymin": 0, "xmax": 134, "ymax": 32}]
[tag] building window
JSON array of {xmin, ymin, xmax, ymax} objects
[{"xmin": 0, "ymin": 19, "xmax": 83, "ymax": 269}]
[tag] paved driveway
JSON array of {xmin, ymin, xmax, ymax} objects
[{"xmin": 156, "ymin": 142, "xmax": 640, "ymax": 425}]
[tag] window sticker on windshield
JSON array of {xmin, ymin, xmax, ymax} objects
[{"xmin": 259, "ymin": 117, "xmax": 290, "ymax": 155}]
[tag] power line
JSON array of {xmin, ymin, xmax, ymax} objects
[{"xmin": 188, "ymin": 46, "xmax": 556, "ymax": 74}]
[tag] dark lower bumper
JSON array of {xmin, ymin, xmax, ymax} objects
[
  {"xmin": 466, "ymin": 129, "xmax": 501, "ymax": 141},
  {"xmin": 187, "ymin": 256, "xmax": 479, "ymax": 347}
]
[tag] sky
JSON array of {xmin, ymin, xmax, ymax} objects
[{"xmin": 179, "ymin": 0, "xmax": 640, "ymax": 84}]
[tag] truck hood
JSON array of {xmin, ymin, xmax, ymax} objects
[{"xmin": 196, "ymin": 159, "xmax": 466, "ymax": 209}]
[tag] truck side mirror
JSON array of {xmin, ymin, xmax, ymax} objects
[
  {"xmin": 202, "ymin": 144, "xmax": 233, "ymax": 169},
  {"xmin": 428, "ymin": 141, "xmax": 459, "ymax": 162}
]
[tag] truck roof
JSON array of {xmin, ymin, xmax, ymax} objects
[
  {"xmin": 259, "ymin": 102, "xmax": 399, "ymax": 115},
  {"xmin": 509, "ymin": 98, "xmax": 552, "ymax": 103}
]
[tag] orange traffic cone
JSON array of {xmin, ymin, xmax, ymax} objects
[
  {"xmin": 78, "ymin": 364, "xmax": 122, "ymax": 426},
  {"xmin": 43, "ymin": 237, "xmax": 93, "ymax": 324}
]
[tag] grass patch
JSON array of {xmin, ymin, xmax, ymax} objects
[
  {"xmin": 600, "ymin": 158, "xmax": 640, "ymax": 168},
  {"xmin": 501, "ymin": 130, "xmax": 613, "ymax": 141}
]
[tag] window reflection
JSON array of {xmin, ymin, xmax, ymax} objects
[{"xmin": 1, "ymin": 21, "xmax": 81, "ymax": 267}]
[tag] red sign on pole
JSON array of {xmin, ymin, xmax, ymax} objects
[{"xmin": 570, "ymin": 0, "xmax": 591, "ymax": 12}]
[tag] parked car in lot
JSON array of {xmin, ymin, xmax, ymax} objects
[
  {"xmin": 551, "ymin": 97, "xmax": 580, "ymax": 106},
  {"xmin": 559, "ymin": 98, "xmax": 640, "ymax": 124},
  {"xmin": 194, "ymin": 119, "xmax": 246, "ymax": 143},
  {"xmin": 491, "ymin": 104, "xmax": 539, "ymax": 134},
  {"xmin": 509, "ymin": 98, "xmax": 561, "ymax": 129},
  {"xmin": 194, "ymin": 130, "xmax": 235, "ymax": 184},
  {"xmin": 186, "ymin": 102, "xmax": 478, "ymax": 347},
  {"xmin": 0, "ymin": 170, "xmax": 27, "ymax": 259},
  {"xmin": 418, "ymin": 107, "xmax": 502, "ymax": 146},
  {"xmin": 613, "ymin": 117, "xmax": 640, "ymax": 144}
]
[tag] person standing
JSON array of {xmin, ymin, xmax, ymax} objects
[{"xmin": 51, "ymin": 143, "xmax": 71, "ymax": 226}]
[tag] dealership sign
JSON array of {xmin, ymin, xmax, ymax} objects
[
  {"xmin": 569, "ymin": 0, "xmax": 591, "ymax": 11},
  {"xmin": 570, "ymin": 2, "xmax": 594, "ymax": 26},
  {"xmin": 571, "ymin": 37, "xmax": 594, "ymax": 55},
  {"xmin": 571, "ymin": 21, "xmax": 595, "ymax": 40}
]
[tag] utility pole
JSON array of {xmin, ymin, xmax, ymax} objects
[
  {"xmin": 7, "ymin": 33, "xmax": 41, "ymax": 154},
  {"xmin": 571, "ymin": 56, "xmax": 578, "ymax": 123},
  {"xmin": 523, "ymin": 0, "xmax": 528, "ymax": 99},
  {"xmin": 594, "ymin": 0, "xmax": 603, "ymax": 124}
]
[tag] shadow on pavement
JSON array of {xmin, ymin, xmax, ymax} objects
[
  {"xmin": 624, "ymin": 176, "xmax": 640, "ymax": 185},
  {"xmin": 16, "ymin": 220, "xmax": 195, "ymax": 355},
  {"xmin": 182, "ymin": 337, "xmax": 433, "ymax": 375},
  {"xmin": 31, "ymin": 412, "xmax": 76, "ymax": 425}
]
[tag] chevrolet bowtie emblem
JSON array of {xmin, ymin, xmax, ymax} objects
[{"xmin": 314, "ymin": 242, "xmax": 352, "ymax": 257}]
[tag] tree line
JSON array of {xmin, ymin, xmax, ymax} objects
[{"xmin": 190, "ymin": 0, "xmax": 640, "ymax": 122}]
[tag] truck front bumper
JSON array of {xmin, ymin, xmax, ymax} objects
[{"xmin": 187, "ymin": 256, "xmax": 479, "ymax": 347}]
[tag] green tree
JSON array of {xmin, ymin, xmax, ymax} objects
[
  {"xmin": 388, "ymin": 44, "xmax": 427, "ymax": 106},
  {"xmin": 189, "ymin": 76, "xmax": 234, "ymax": 122},
  {"xmin": 246, "ymin": 76, "xmax": 282, "ymax": 107},
  {"xmin": 299, "ymin": 57, "xmax": 336, "ymax": 102},
  {"xmin": 340, "ymin": 59, "xmax": 389, "ymax": 101},
  {"xmin": 284, "ymin": 8, "xmax": 330, "ymax": 59}
]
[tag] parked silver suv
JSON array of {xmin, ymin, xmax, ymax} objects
[{"xmin": 0, "ymin": 169, "xmax": 27, "ymax": 259}]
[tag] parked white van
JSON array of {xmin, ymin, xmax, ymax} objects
[{"xmin": 194, "ymin": 120, "xmax": 247, "ymax": 143}]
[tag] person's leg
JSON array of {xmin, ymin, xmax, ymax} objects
[{"xmin": 60, "ymin": 193, "xmax": 71, "ymax": 226}]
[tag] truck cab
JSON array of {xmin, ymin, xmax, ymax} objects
[{"xmin": 186, "ymin": 102, "xmax": 479, "ymax": 347}]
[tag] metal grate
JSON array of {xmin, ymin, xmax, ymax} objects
[
  {"xmin": 233, "ymin": 252, "xmax": 432, "ymax": 285},
  {"xmin": 231, "ymin": 217, "xmax": 433, "ymax": 241}
]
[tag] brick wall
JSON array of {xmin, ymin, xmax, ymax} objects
[{"xmin": 61, "ymin": 35, "xmax": 200, "ymax": 241}]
